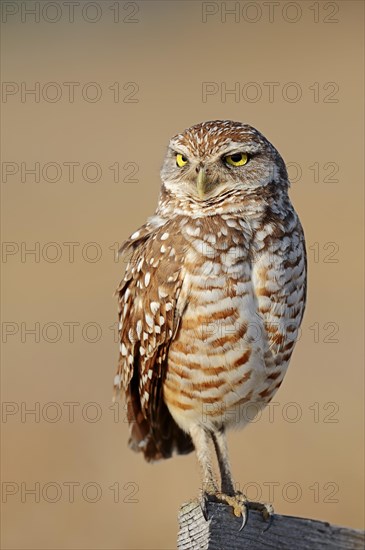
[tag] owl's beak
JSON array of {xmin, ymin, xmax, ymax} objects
[{"xmin": 196, "ymin": 167, "xmax": 208, "ymax": 199}]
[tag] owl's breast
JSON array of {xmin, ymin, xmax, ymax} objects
[
  {"xmin": 162, "ymin": 214, "xmax": 305, "ymax": 432},
  {"xmin": 163, "ymin": 222, "xmax": 271, "ymax": 432}
]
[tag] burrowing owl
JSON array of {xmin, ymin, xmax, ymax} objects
[{"xmin": 115, "ymin": 120, "xmax": 306, "ymax": 523}]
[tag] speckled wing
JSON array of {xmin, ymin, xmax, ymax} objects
[
  {"xmin": 252, "ymin": 212, "xmax": 307, "ymax": 387},
  {"xmin": 115, "ymin": 219, "xmax": 194, "ymax": 461}
]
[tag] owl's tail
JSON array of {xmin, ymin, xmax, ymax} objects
[{"xmin": 125, "ymin": 368, "xmax": 194, "ymax": 463}]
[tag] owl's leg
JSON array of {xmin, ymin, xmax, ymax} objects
[
  {"xmin": 212, "ymin": 428, "xmax": 235, "ymax": 495},
  {"xmin": 189, "ymin": 424, "xmax": 218, "ymax": 495},
  {"xmin": 212, "ymin": 429, "xmax": 247, "ymax": 527},
  {"xmin": 212, "ymin": 429, "xmax": 273, "ymax": 530}
]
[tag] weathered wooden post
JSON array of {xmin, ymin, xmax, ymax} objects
[{"xmin": 178, "ymin": 501, "xmax": 365, "ymax": 550}]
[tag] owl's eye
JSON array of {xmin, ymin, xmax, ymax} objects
[
  {"xmin": 176, "ymin": 153, "xmax": 188, "ymax": 167},
  {"xmin": 224, "ymin": 153, "xmax": 248, "ymax": 167}
]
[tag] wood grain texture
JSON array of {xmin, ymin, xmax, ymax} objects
[{"xmin": 178, "ymin": 501, "xmax": 365, "ymax": 550}]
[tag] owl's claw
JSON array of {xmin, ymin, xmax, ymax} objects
[
  {"xmin": 245, "ymin": 500, "xmax": 274, "ymax": 532},
  {"xmin": 200, "ymin": 492, "xmax": 209, "ymax": 521},
  {"xmin": 200, "ymin": 481, "xmax": 219, "ymax": 521}
]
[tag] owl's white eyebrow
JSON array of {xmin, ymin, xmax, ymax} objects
[
  {"xmin": 221, "ymin": 142, "xmax": 261, "ymax": 155},
  {"xmin": 170, "ymin": 145, "xmax": 191, "ymax": 157}
]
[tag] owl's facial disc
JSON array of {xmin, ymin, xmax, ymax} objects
[
  {"xmin": 162, "ymin": 145, "xmax": 254, "ymax": 201},
  {"xmin": 171, "ymin": 147, "xmax": 252, "ymax": 200},
  {"xmin": 159, "ymin": 121, "xmax": 289, "ymax": 208}
]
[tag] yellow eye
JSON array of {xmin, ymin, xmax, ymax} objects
[
  {"xmin": 176, "ymin": 153, "xmax": 188, "ymax": 167},
  {"xmin": 224, "ymin": 152, "xmax": 248, "ymax": 167}
]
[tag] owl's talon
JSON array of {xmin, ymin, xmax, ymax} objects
[
  {"xmin": 246, "ymin": 500, "xmax": 274, "ymax": 531},
  {"xmin": 199, "ymin": 481, "xmax": 219, "ymax": 521},
  {"xmin": 261, "ymin": 513, "xmax": 274, "ymax": 533},
  {"xmin": 239, "ymin": 508, "xmax": 248, "ymax": 531},
  {"xmin": 200, "ymin": 493, "xmax": 209, "ymax": 521}
]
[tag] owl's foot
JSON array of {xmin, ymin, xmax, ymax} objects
[
  {"xmin": 215, "ymin": 491, "xmax": 248, "ymax": 530},
  {"xmin": 201, "ymin": 489, "xmax": 247, "ymax": 528},
  {"xmin": 203, "ymin": 491, "xmax": 274, "ymax": 531}
]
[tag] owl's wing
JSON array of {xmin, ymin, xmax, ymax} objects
[
  {"xmin": 252, "ymin": 215, "xmax": 307, "ymax": 372},
  {"xmin": 115, "ymin": 220, "xmax": 194, "ymax": 461}
]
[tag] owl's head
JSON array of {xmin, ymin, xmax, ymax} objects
[{"xmin": 160, "ymin": 120, "xmax": 288, "ymax": 206}]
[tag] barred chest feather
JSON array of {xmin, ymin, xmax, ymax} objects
[{"xmin": 163, "ymin": 211, "xmax": 306, "ymax": 433}]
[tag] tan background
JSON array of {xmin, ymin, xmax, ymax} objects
[{"xmin": 1, "ymin": 1, "xmax": 364, "ymax": 548}]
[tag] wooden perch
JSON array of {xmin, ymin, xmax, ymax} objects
[{"xmin": 178, "ymin": 501, "xmax": 365, "ymax": 550}]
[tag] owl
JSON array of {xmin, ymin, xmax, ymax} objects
[{"xmin": 115, "ymin": 120, "xmax": 306, "ymax": 524}]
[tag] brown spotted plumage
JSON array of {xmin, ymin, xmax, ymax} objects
[{"xmin": 115, "ymin": 120, "xmax": 306, "ymax": 514}]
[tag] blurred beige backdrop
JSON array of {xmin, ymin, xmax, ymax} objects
[{"xmin": 1, "ymin": 1, "xmax": 364, "ymax": 549}]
